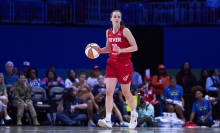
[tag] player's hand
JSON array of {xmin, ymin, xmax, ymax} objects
[{"xmin": 113, "ymin": 45, "xmax": 122, "ymax": 53}]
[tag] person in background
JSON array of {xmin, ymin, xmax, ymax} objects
[
  {"xmin": 163, "ymin": 76, "xmax": 185, "ymax": 121},
  {"xmin": 189, "ymin": 85, "xmax": 213, "ymax": 127},
  {"xmin": 136, "ymin": 96, "xmax": 154, "ymax": 127},
  {"xmin": 49, "ymin": 64, "xmax": 57, "ymax": 73},
  {"xmin": 65, "ymin": 69, "xmax": 79, "ymax": 88},
  {"xmin": 87, "ymin": 66, "xmax": 106, "ymax": 91},
  {"xmin": 4, "ymin": 61, "xmax": 19, "ymax": 89},
  {"xmin": 132, "ymin": 62, "xmax": 143, "ymax": 89},
  {"xmin": 26, "ymin": 67, "xmax": 41, "ymax": 87},
  {"xmin": 205, "ymin": 68, "xmax": 220, "ymax": 123},
  {"xmin": 12, "ymin": 74, "xmax": 40, "ymax": 126},
  {"xmin": 41, "ymin": 70, "xmax": 65, "ymax": 89},
  {"xmin": 198, "ymin": 69, "xmax": 209, "ymax": 95},
  {"xmin": 13, "ymin": 66, "xmax": 20, "ymax": 76},
  {"xmin": 176, "ymin": 62, "xmax": 197, "ymax": 121},
  {"xmin": 0, "ymin": 73, "xmax": 12, "ymax": 125},
  {"xmin": 138, "ymin": 75, "xmax": 162, "ymax": 117},
  {"xmin": 56, "ymin": 87, "xmax": 87, "ymax": 126},
  {"xmin": 21, "ymin": 61, "xmax": 30, "ymax": 76},
  {"xmin": 72, "ymin": 70, "xmax": 99, "ymax": 127},
  {"xmin": 152, "ymin": 64, "xmax": 170, "ymax": 100}
]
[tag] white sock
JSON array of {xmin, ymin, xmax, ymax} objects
[
  {"xmin": 106, "ymin": 113, "xmax": 111, "ymax": 121},
  {"xmin": 131, "ymin": 109, "xmax": 136, "ymax": 116}
]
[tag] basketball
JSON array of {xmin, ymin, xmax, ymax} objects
[{"xmin": 85, "ymin": 43, "xmax": 101, "ymax": 59}]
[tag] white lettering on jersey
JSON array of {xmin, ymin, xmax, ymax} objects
[{"xmin": 109, "ymin": 38, "xmax": 122, "ymax": 43}]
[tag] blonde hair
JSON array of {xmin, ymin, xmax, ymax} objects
[{"xmin": 0, "ymin": 73, "xmax": 5, "ymax": 90}]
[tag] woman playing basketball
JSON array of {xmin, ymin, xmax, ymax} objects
[{"xmin": 98, "ymin": 10, "xmax": 138, "ymax": 129}]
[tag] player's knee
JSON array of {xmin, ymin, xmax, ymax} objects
[{"xmin": 106, "ymin": 89, "xmax": 114, "ymax": 96}]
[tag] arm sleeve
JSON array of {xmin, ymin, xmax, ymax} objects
[
  {"xmin": 12, "ymin": 84, "xmax": 24, "ymax": 103},
  {"xmin": 25, "ymin": 84, "xmax": 32, "ymax": 102},
  {"xmin": 208, "ymin": 101, "xmax": 212, "ymax": 110},
  {"xmin": 163, "ymin": 87, "xmax": 167, "ymax": 97},
  {"xmin": 180, "ymin": 86, "xmax": 183, "ymax": 97},
  {"xmin": 79, "ymin": 98, "xmax": 86, "ymax": 104},
  {"xmin": 206, "ymin": 77, "xmax": 217, "ymax": 91},
  {"xmin": 65, "ymin": 79, "xmax": 70, "ymax": 88},
  {"xmin": 146, "ymin": 104, "xmax": 155, "ymax": 118},
  {"xmin": 152, "ymin": 76, "xmax": 164, "ymax": 87},
  {"xmin": 138, "ymin": 74, "xmax": 143, "ymax": 86},
  {"xmin": 93, "ymin": 86, "xmax": 99, "ymax": 96}
]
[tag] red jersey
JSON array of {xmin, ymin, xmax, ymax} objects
[{"xmin": 108, "ymin": 26, "xmax": 131, "ymax": 59}]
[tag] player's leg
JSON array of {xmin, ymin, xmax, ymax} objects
[
  {"xmin": 120, "ymin": 83, "xmax": 138, "ymax": 129},
  {"xmin": 98, "ymin": 78, "xmax": 117, "ymax": 128}
]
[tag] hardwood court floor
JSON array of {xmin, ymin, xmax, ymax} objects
[{"xmin": 0, "ymin": 126, "xmax": 219, "ymax": 133}]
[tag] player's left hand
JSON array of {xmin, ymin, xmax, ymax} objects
[{"xmin": 113, "ymin": 45, "xmax": 122, "ymax": 53}]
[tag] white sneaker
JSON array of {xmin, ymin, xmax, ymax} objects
[
  {"xmin": 98, "ymin": 118, "xmax": 112, "ymax": 128},
  {"xmin": 212, "ymin": 121, "xmax": 219, "ymax": 127},
  {"xmin": 120, "ymin": 121, "xmax": 129, "ymax": 127},
  {"xmin": 1, "ymin": 119, "xmax": 5, "ymax": 125},
  {"xmin": 5, "ymin": 115, "xmax": 12, "ymax": 121},
  {"xmin": 129, "ymin": 111, "xmax": 138, "ymax": 129}
]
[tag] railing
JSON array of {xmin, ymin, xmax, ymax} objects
[
  {"xmin": 0, "ymin": 0, "xmax": 220, "ymax": 25},
  {"xmin": 120, "ymin": 2, "xmax": 220, "ymax": 25},
  {"xmin": 0, "ymin": 0, "xmax": 11, "ymax": 22}
]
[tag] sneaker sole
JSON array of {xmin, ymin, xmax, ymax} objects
[{"xmin": 98, "ymin": 120, "xmax": 112, "ymax": 128}]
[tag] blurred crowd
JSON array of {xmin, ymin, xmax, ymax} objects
[{"xmin": 0, "ymin": 61, "xmax": 219, "ymax": 128}]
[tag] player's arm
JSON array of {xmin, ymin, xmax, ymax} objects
[
  {"xmin": 120, "ymin": 28, "xmax": 138, "ymax": 53},
  {"xmin": 101, "ymin": 30, "xmax": 111, "ymax": 53}
]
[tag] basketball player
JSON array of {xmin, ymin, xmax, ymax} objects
[{"xmin": 98, "ymin": 10, "xmax": 138, "ymax": 129}]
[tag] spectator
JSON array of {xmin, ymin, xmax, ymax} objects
[
  {"xmin": 136, "ymin": 96, "xmax": 154, "ymax": 127},
  {"xmin": 189, "ymin": 86, "xmax": 213, "ymax": 127},
  {"xmin": 12, "ymin": 74, "xmax": 40, "ymax": 126},
  {"xmin": 205, "ymin": 68, "xmax": 220, "ymax": 122},
  {"xmin": 49, "ymin": 64, "xmax": 56, "ymax": 73},
  {"xmin": 176, "ymin": 62, "xmax": 197, "ymax": 121},
  {"xmin": 13, "ymin": 66, "xmax": 20, "ymax": 76},
  {"xmin": 138, "ymin": 75, "xmax": 162, "ymax": 117},
  {"xmin": 26, "ymin": 67, "xmax": 41, "ymax": 87},
  {"xmin": 56, "ymin": 87, "xmax": 87, "ymax": 126},
  {"xmin": 65, "ymin": 69, "xmax": 79, "ymax": 88},
  {"xmin": 176, "ymin": 62, "xmax": 197, "ymax": 94},
  {"xmin": 198, "ymin": 69, "xmax": 209, "ymax": 95},
  {"xmin": 163, "ymin": 76, "xmax": 185, "ymax": 121},
  {"xmin": 41, "ymin": 70, "xmax": 65, "ymax": 90},
  {"xmin": 4, "ymin": 61, "xmax": 19, "ymax": 89},
  {"xmin": 72, "ymin": 70, "xmax": 99, "ymax": 127},
  {"xmin": 20, "ymin": 61, "xmax": 30, "ymax": 76},
  {"xmin": 0, "ymin": 73, "xmax": 12, "ymax": 125},
  {"xmin": 93, "ymin": 74, "xmax": 129, "ymax": 127},
  {"xmin": 87, "ymin": 65, "xmax": 106, "ymax": 91},
  {"xmin": 132, "ymin": 62, "xmax": 143, "ymax": 89},
  {"xmin": 152, "ymin": 64, "xmax": 170, "ymax": 99}
]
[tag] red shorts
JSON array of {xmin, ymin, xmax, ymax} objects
[{"xmin": 105, "ymin": 57, "xmax": 133, "ymax": 84}]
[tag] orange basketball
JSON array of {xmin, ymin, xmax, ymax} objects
[{"xmin": 85, "ymin": 43, "xmax": 101, "ymax": 59}]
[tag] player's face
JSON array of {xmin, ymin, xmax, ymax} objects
[{"xmin": 111, "ymin": 12, "xmax": 122, "ymax": 26}]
